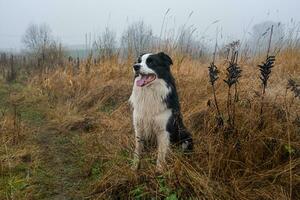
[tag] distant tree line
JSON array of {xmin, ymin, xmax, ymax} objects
[
  {"xmin": 0, "ymin": 20, "xmax": 299, "ymax": 83},
  {"xmin": 22, "ymin": 23, "xmax": 65, "ymax": 71}
]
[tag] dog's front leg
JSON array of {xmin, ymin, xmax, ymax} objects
[
  {"xmin": 132, "ymin": 135, "xmax": 143, "ymax": 170},
  {"xmin": 156, "ymin": 131, "xmax": 170, "ymax": 172}
]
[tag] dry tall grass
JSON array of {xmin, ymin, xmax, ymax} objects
[{"xmin": 23, "ymin": 48, "xmax": 300, "ymax": 199}]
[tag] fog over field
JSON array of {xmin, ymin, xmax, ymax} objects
[
  {"xmin": 1, "ymin": 1, "xmax": 300, "ymax": 199},
  {"xmin": 0, "ymin": 0, "xmax": 300, "ymax": 50}
]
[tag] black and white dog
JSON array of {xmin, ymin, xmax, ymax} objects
[{"xmin": 129, "ymin": 52, "xmax": 193, "ymax": 171}]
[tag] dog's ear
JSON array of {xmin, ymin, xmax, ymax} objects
[
  {"xmin": 139, "ymin": 53, "xmax": 146, "ymax": 57},
  {"xmin": 158, "ymin": 52, "xmax": 173, "ymax": 66}
]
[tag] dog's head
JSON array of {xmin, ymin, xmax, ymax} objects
[{"xmin": 132, "ymin": 52, "xmax": 173, "ymax": 87}]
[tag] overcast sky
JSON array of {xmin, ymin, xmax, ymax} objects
[{"xmin": 0, "ymin": 0, "xmax": 299, "ymax": 50}]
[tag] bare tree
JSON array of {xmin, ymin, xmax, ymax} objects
[
  {"xmin": 22, "ymin": 24, "xmax": 53, "ymax": 53},
  {"xmin": 175, "ymin": 25, "xmax": 207, "ymax": 59},
  {"xmin": 94, "ymin": 27, "xmax": 117, "ymax": 59},
  {"xmin": 176, "ymin": 25, "xmax": 197, "ymax": 54},
  {"xmin": 120, "ymin": 21, "xmax": 153, "ymax": 57},
  {"xmin": 22, "ymin": 23, "xmax": 64, "ymax": 70}
]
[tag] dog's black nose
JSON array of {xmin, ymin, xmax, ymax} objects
[{"xmin": 133, "ymin": 64, "xmax": 141, "ymax": 71}]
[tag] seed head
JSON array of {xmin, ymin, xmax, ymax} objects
[
  {"xmin": 287, "ymin": 79, "xmax": 300, "ymax": 99},
  {"xmin": 208, "ymin": 63, "xmax": 219, "ymax": 85},
  {"xmin": 258, "ymin": 56, "xmax": 275, "ymax": 87}
]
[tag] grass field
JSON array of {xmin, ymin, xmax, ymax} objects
[{"xmin": 0, "ymin": 48, "xmax": 300, "ymax": 199}]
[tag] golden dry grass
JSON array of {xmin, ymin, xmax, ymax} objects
[{"xmin": 1, "ymin": 49, "xmax": 300, "ymax": 199}]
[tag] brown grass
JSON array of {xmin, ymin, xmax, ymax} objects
[{"xmin": 1, "ymin": 49, "xmax": 300, "ymax": 199}]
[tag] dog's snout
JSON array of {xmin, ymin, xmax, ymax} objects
[{"xmin": 133, "ymin": 64, "xmax": 141, "ymax": 71}]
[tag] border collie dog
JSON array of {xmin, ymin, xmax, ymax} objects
[{"xmin": 129, "ymin": 52, "xmax": 193, "ymax": 171}]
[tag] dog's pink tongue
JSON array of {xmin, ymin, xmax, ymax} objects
[{"xmin": 136, "ymin": 76, "xmax": 147, "ymax": 87}]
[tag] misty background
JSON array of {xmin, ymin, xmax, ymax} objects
[{"xmin": 0, "ymin": 0, "xmax": 299, "ymax": 56}]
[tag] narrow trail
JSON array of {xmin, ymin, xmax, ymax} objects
[
  {"xmin": 0, "ymin": 82, "xmax": 90, "ymax": 199},
  {"xmin": 32, "ymin": 125, "xmax": 86, "ymax": 200}
]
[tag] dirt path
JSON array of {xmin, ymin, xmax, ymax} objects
[
  {"xmin": 32, "ymin": 125, "xmax": 86, "ymax": 200},
  {"xmin": 0, "ymin": 82, "xmax": 90, "ymax": 199}
]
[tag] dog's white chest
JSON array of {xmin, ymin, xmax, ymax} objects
[{"xmin": 129, "ymin": 79, "xmax": 171, "ymax": 139}]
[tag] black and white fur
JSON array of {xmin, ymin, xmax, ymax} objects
[{"xmin": 129, "ymin": 52, "xmax": 193, "ymax": 171}]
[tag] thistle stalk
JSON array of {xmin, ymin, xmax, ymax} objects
[
  {"xmin": 259, "ymin": 25, "xmax": 275, "ymax": 129},
  {"xmin": 208, "ymin": 37, "xmax": 223, "ymax": 127},
  {"xmin": 224, "ymin": 51, "xmax": 242, "ymax": 130}
]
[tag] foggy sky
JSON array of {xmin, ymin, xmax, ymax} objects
[{"xmin": 0, "ymin": 0, "xmax": 299, "ymax": 50}]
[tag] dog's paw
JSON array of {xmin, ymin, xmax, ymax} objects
[
  {"xmin": 155, "ymin": 169, "xmax": 163, "ymax": 176},
  {"xmin": 156, "ymin": 160, "xmax": 167, "ymax": 174},
  {"xmin": 181, "ymin": 139, "xmax": 193, "ymax": 152},
  {"xmin": 155, "ymin": 164, "xmax": 164, "ymax": 174}
]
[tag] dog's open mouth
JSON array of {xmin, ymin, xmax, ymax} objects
[{"xmin": 136, "ymin": 74, "xmax": 156, "ymax": 87}]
